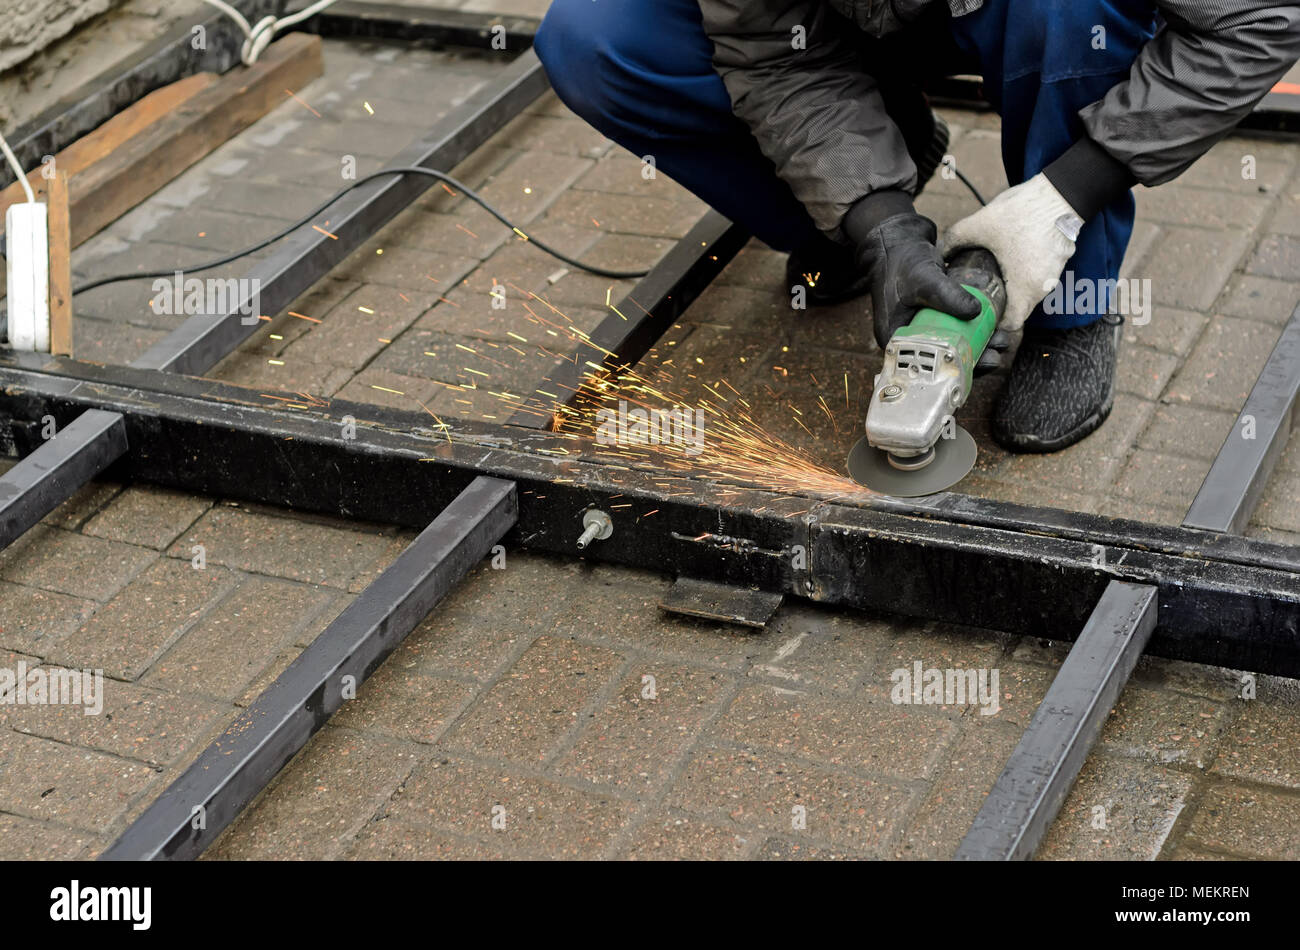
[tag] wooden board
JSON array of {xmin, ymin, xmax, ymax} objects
[
  {"xmin": 69, "ymin": 32, "xmax": 324, "ymax": 248},
  {"xmin": 0, "ymin": 33, "xmax": 323, "ymax": 249},
  {"xmin": 45, "ymin": 172, "xmax": 72, "ymax": 356},
  {"xmin": 0, "ymin": 74, "xmax": 217, "ymax": 227}
]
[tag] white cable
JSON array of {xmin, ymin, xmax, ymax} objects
[
  {"xmin": 0, "ymin": 128, "xmax": 36, "ymax": 204},
  {"xmin": 199, "ymin": 0, "xmax": 343, "ymax": 66}
]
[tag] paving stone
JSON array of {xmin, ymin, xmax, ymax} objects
[
  {"xmin": 342, "ymin": 820, "xmax": 510, "ymax": 860},
  {"xmin": 747, "ymin": 605, "xmax": 891, "ymax": 694},
  {"xmin": 82, "ymin": 485, "xmax": 212, "ymax": 550},
  {"xmin": 1101, "ymin": 496, "xmax": 1185, "ymax": 527},
  {"xmin": 1134, "ymin": 185, "xmax": 1272, "ymax": 232},
  {"xmin": 332, "ymin": 367, "xmax": 441, "ymax": 410},
  {"xmin": 973, "ymin": 393, "xmax": 1157, "ymax": 495},
  {"xmin": 1099, "ymin": 686, "xmax": 1229, "ymax": 769},
  {"xmin": 557, "ymin": 663, "xmax": 732, "ymax": 791},
  {"xmin": 43, "ymin": 558, "xmax": 235, "ymax": 681},
  {"xmin": 1245, "ymin": 233, "xmax": 1300, "ymax": 281},
  {"xmin": 1139, "ymin": 226, "xmax": 1252, "ymax": 312},
  {"xmin": 334, "ymin": 240, "xmax": 479, "ymax": 293},
  {"xmin": 198, "ymin": 177, "xmax": 338, "ymax": 223},
  {"xmin": 1252, "ymin": 470, "xmax": 1300, "ymax": 533},
  {"xmin": 1121, "ymin": 307, "xmax": 1208, "ymax": 358},
  {"xmin": 548, "ymin": 562, "xmax": 761, "ymax": 671},
  {"xmin": 209, "ymin": 351, "xmax": 355, "ymax": 396},
  {"xmin": 0, "ymin": 582, "xmax": 97, "ymax": 657},
  {"xmin": 0, "ymin": 730, "xmax": 154, "ymax": 833},
  {"xmin": 1183, "ymin": 782, "xmax": 1300, "ymax": 859},
  {"xmin": 1036, "ymin": 754, "xmax": 1192, "ymax": 860},
  {"xmin": 575, "ymin": 154, "xmax": 698, "ymax": 203},
  {"xmin": 143, "ymin": 575, "xmax": 337, "ymax": 700},
  {"xmin": 40, "ymin": 481, "xmax": 121, "ymax": 531},
  {"xmin": 897, "ymin": 720, "xmax": 1022, "ymax": 859},
  {"xmin": 0, "ymin": 527, "xmax": 156, "ymax": 602},
  {"xmin": 442, "ymin": 635, "xmax": 623, "ymax": 764},
  {"xmin": 1176, "ymin": 139, "xmax": 1296, "ymax": 195},
  {"xmin": 486, "ymin": 112, "xmax": 613, "ymax": 160},
  {"xmin": 1166, "ymin": 317, "xmax": 1282, "ymax": 412},
  {"xmin": 714, "ymin": 684, "xmax": 958, "ymax": 781},
  {"xmin": 1212, "ymin": 701, "xmax": 1300, "ymax": 790},
  {"xmin": 384, "ymin": 554, "xmax": 576, "ymax": 680},
  {"xmin": 71, "ymin": 316, "xmax": 167, "ymax": 364},
  {"xmin": 208, "ymin": 728, "xmax": 423, "ymax": 860},
  {"xmin": 757, "ymin": 837, "xmax": 873, "ymax": 860},
  {"xmin": 1117, "ymin": 343, "xmax": 1178, "ymax": 400},
  {"xmin": 167, "ymin": 506, "xmax": 394, "ymax": 588},
  {"xmin": 716, "ymin": 242, "xmax": 788, "ymax": 291},
  {"xmin": 0, "ymin": 814, "xmax": 91, "ymax": 860},
  {"xmin": 1119, "ymin": 220, "xmax": 1161, "ymax": 279},
  {"xmin": 663, "ymin": 744, "xmax": 916, "ymax": 855},
  {"xmin": 382, "ymin": 755, "xmax": 634, "ymax": 859},
  {"xmin": 1136, "ymin": 403, "xmax": 1237, "ymax": 460},
  {"xmin": 543, "ymin": 190, "xmax": 702, "ymax": 240},
  {"xmin": 1115, "ymin": 450, "xmax": 1213, "ymax": 511},
  {"xmin": 618, "ymin": 809, "xmax": 756, "ymax": 860},
  {"xmin": 860, "ymin": 621, "xmax": 1008, "ymax": 710},
  {"xmin": 332, "ymin": 666, "xmax": 476, "ymax": 744},
  {"xmin": 9, "ymin": 673, "xmax": 227, "ymax": 767},
  {"xmin": 1130, "ymin": 655, "xmax": 1250, "ymax": 703},
  {"xmin": 1219, "ymin": 274, "xmax": 1300, "ymax": 324}
]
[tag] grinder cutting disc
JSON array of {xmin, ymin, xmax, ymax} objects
[{"xmin": 847, "ymin": 426, "xmax": 978, "ymax": 497}]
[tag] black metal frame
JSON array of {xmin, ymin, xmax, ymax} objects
[{"xmin": 0, "ymin": 4, "xmax": 1295, "ymax": 862}]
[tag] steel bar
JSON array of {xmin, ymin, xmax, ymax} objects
[
  {"xmin": 510, "ymin": 211, "xmax": 750, "ymax": 428},
  {"xmin": 2, "ymin": 0, "xmax": 284, "ymax": 187},
  {"xmin": 955, "ymin": 581, "xmax": 1159, "ymax": 861},
  {"xmin": 292, "ymin": 1, "xmax": 538, "ymax": 48},
  {"xmin": 0, "ymin": 409, "xmax": 126, "ymax": 547},
  {"xmin": 0, "ymin": 52, "xmax": 544, "ymax": 554},
  {"xmin": 100, "ymin": 475, "xmax": 517, "ymax": 861},
  {"xmin": 1, "ymin": 356, "xmax": 1297, "ymax": 674},
  {"xmin": 1183, "ymin": 304, "xmax": 1300, "ymax": 534},
  {"xmin": 132, "ymin": 49, "xmax": 549, "ymax": 375}
]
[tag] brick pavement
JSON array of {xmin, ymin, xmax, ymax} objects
[{"xmin": 0, "ymin": 20, "xmax": 1296, "ymax": 860}]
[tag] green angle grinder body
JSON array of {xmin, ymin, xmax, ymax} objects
[{"xmin": 847, "ymin": 247, "xmax": 1006, "ymax": 496}]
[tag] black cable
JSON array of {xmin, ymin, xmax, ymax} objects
[
  {"xmin": 71, "ymin": 166, "xmax": 651, "ymax": 297},
  {"xmin": 953, "ymin": 166, "xmax": 987, "ymax": 206},
  {"xmin": 71, "ymin": 161, "xmax": 993, "ymax": 298}
]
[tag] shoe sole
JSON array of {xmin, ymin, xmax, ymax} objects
[{"xmin": 992, "ymin": 390, "xmax": 1114, "ymax": 454}]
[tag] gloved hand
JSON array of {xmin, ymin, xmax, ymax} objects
[
  {"xmin": 943, "ymin": 172, "xmax": 1084, "ymax": 332},
  {"xmin": 856, "ymin": 212, "xmax": 982, "ymax": 349}
]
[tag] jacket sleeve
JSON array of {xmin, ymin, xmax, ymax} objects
[
  {"xmin": 699, "ymin": 0, "xmax": 917, "ymax": 238},
  {"xmin": 1080, "ymin": 0, "xmax": 1300, "ymax": 185}
]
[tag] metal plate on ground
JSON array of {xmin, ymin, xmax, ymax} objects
[{"xmin": 660, "ymin": 576, "xmax": 783, "ymax": 628}]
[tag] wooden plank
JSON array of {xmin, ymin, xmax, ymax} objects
[
  {"xmin": 68, "ymin": 32, "xmax": 323, "ymax": 248},
  {"xmin": 0, "ymin": 34, "xmax": 322, "ymax": 250},
  {"xmin": 45, "ymin": 171, "xmax": 73, "ymax": 356},
  {"xmin": 0, "ymin": 74, "xmax": 217, "ymax": 228}
]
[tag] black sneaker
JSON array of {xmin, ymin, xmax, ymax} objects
[
  {"xmin": 787, "ymin": 111, "xmax": 949, "ymax": 307},
  {"xmin": 992, "ymin": 314, "xmax": 1122, "ymax": 453}
]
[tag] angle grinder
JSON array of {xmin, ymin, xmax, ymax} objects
[{"xmin": 847, "ymin": 247, "xmax": 1006, "ymax": 496}]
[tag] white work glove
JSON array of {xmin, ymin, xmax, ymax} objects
[{"xmin": 942, "ymin": 173, "xmax": 1084, "ymax": 332}]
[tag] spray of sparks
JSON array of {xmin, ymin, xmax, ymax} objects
[{"xmin": 251, "ymin": 92, "xmax": 871, "ymax": 504}]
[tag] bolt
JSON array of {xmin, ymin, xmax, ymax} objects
[
  {"xmin": 881, "ymin": 384, "xmax": 903, "ymax": 402},
  {"xmin": 576, "ymin": 509, "xmax": 613, "ymax": 550}
]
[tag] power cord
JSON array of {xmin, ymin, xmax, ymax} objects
[
  {"xmin": 71, "ymin": 165, "xmax": 653, "ymax": 298},
  {"xmin": 200, "ymin": 0, "xmax": 343, "ymax": 67}
]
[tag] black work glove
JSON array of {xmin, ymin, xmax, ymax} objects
[{"xmin": 855, "ymin": 211, "xmax": 982, "ymax": 349}]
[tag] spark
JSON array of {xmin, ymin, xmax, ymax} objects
[
  {"xmin": 285, "ymin": 89, "xmax": 321, "ymax": 117},
  {"xmin": 311, "ymin": 224, "xmax": 338, "ymax": 240}
]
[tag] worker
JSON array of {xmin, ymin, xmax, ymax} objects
[{"xmin": 534, "ymin": 1, "xmax": 1300, "ymax": 452}]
